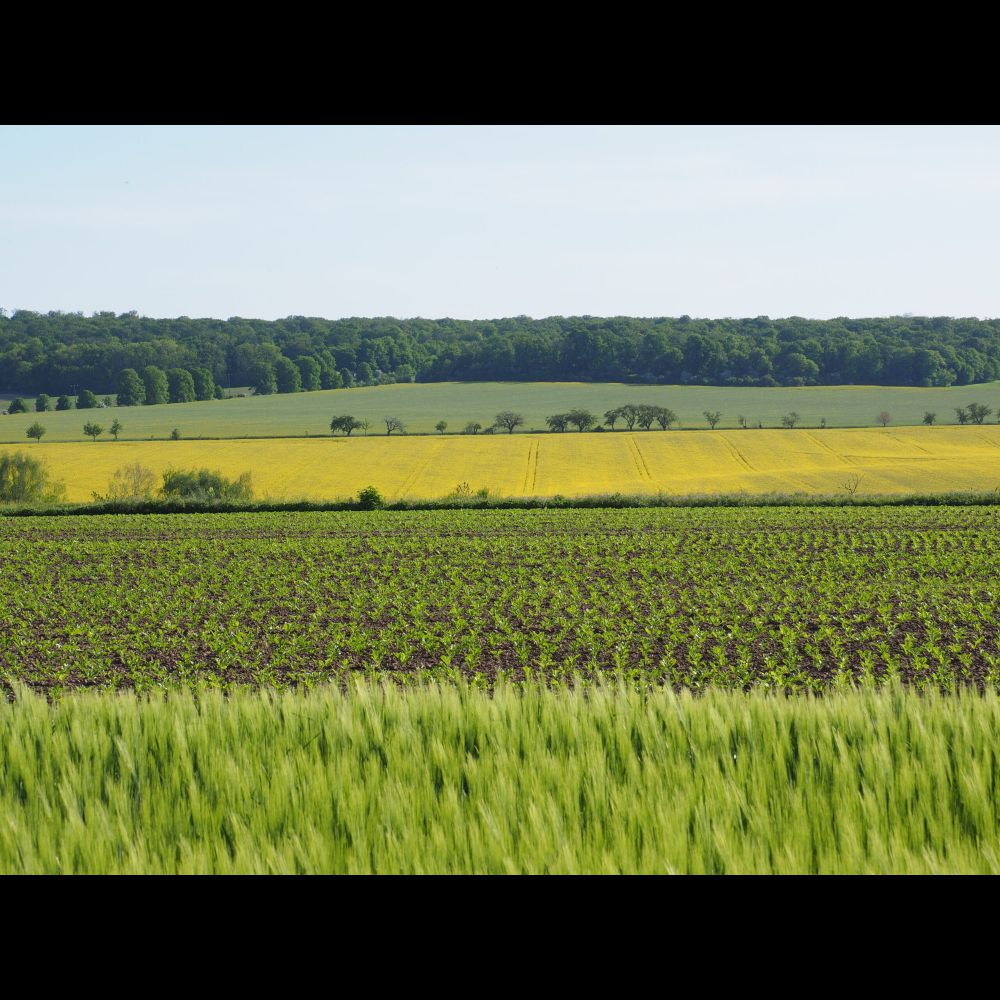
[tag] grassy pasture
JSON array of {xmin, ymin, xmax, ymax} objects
[
  {"xmin": 8, "ymin": 425, "xmax": 1000, "ymax": 501},
  {"xmin": 2, "ymin": 379, "xmax": 1000, "ymax": 442}
]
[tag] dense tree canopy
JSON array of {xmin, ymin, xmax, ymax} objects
[{"xmin": 0, "ymin": 311, "xmax": 998, "ymax": 395}]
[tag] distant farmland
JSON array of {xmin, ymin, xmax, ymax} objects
[
  {"xmin": 2, "ymin": 380, "xmax": 1000, "ymax": 442},
  {"xmin": 8, "ymin": 425, "xmax": 1000, "ymax": 502}
]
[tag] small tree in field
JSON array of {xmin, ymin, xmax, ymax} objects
[
  {"xmin": 967, "ymin": 402, "xmax": 993, "ymax": 425},
  {"xmin": 604, "ymin": 408, "xmax": 622, "ymax": 430},
  {"xmin": 26, "ymin": 422, "xmax": 45, "ymax": 443},
  {"xmin": 923, "ymin": 412, "xmax": 937, "ymax": 425},
  {"xmin": 877, "ymin": 411, "xmax": 892, "ymax": 427},
  {"xmin": 781, "ymin": 411, "xmax": 800, "ymax": 429},
  {"xmin": 463, "ymin": 421, "xmax": 482, "ymax": 435},
  {"xmin": 546, "ymin": 413, "xmax": 569, "ymax": 432},
  {"xmin": 494, "ymin": 411, "xmax": 525, "ymax": 434},
  {"xmin": 955, "ymin": 407, "xmax": 970, "ymax": 425},
  {"xmin": 435, "ymin": 420, "xmax": 448, "ymax": 434},
  {"xmin": 654, "ymin": 407, "xmax": 678, "ymax": 430},
  {"xmin": 330, "ymin": 415, "xmax": 362, "ymax": 436},
  {"xmin": 566, "ymin": 408, "xmax": 596, "ymax": 432},
  {"xmin": 83, "ymin": 421, "xmax": 104, "ymax": 442},
  {"xmin": 384, "ymin": 416, "xmax": 406, "ymax": 435},
  {"xmin": 35, "ymin": 394, "xmax": 51, "ymax": 412},
  {"xmin": 110, "ymin": 419, "xmax": 123, "ymax": 441},
  {"xmin": 703, "ymin": 410, "xmax": 722, "ymax": 429}
]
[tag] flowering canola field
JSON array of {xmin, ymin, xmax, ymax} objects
[{"xmin": 11, "ymin": 425, "xmax": 1000, "ymax": 501}]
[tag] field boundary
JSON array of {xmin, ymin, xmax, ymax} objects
[{"xmin": 2, "ymin": 489, "xmax": 1000, "ymax": 518}]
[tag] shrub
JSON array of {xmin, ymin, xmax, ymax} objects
[
  {"xmin": 94, "ymin": 463, "xmax": 157, "ymax": 501},
  {"xmin": 358, "ymin": 485, "xmax": 385, "ymax": 509},
  {"xmin": 161, "ymin": 468, "xmax": 254, "ymax": 503},
  {"xmin": 0, "ymin": 452, "xmax": 66, "ymax": 503},
  {"xmin": 7, "ymin": 398, "xmax": 27, "ymax": 414}
]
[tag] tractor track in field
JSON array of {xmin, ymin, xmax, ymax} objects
[
  {"xmin": 394, "ymin": 441, "xmax": 445, "ymax": 499},
  {"xmin": 806, "ymin": 432, "xmax": 856, "ymax": 466},
  {"xmin": 719, "ymin": 434, "xmax": 756, "ymax": 472},
  {"xmin": 521, "ymin": 440, "xmax": 539, "ymax": 495},
  {"xmin": 626, "ymin": 436, "xmax": 653, "ymax": 481}
]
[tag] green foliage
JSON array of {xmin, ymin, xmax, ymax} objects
[
  {"xmin": 250, "ymin": 361, "xmax": 277, "ymax": 396},
  {"xmin": 76, "ymin": 389, "xmax": 98, "ymax": 409},
  {"xmin": 274, "ymin": 357, "xmax": 302, "ymax": 394},
  {"xmin": 703, "ymin": 410, "xmax": 722, "ymax": 428},
  {"xmin": 190, "ymin": 367, "xmax": 216, "ymax": 401},
  {"xmin": 55, "ymin": 395, "xmax": 71, "ymax": 411},
  {"xmin": 546, "ymin": 413, "xmax": 570, "ymax": 432},
  {"xmin": 295, "ymin": 356, "xmax": 322, "ymax": 392},
  {"xmin": 94, "ymin": 462, "xmax": 157, "ymax": 501},
  {"xmin": 6, "ymin": 311, "xmax": 1000, "ymax": 393},
  {"xmin": 384, "ymin": 416, "xmax": 406, "ymax": 435},
  {"xmin": 25, "ymin": 422, "xmax": 45, "ymax": 443},
  {"xmin": 566, "ymin": 408, "xmax": 596, "ymax": 432},
  {"xmin": 83, "ymin": 421, "xmax": 103, "ymax": 441},
  {"xmin": 0, "ymin": 451, "xmax": 65, "ymax": 502},
  {"xmin": 167, "ymin": 368, "xmax": 196, "ymax": 404},
  {"xmin": 782, "ymin": 411, "xmax": 801, "ymax": 428},
  {"xmin": 494, "ymin": 411, "xmax": 524, "ymax": 433},
  {"xmin": 110, "ymin": 418, "xmax": 122, "ymax": 440},
  {"xmin": 330, "ymin": 415, "xmax": 362, "ymax": 436},
  {"xmin": 463, "ymin": 421, "xmax": 482, "ymax": 435},
  {"xmin": 435, "ymin": 420, "xmax": 448, "ymax": 434},
  {"xmin": 7, "ymin": 398, "xmax": 27, "ymax": 414},
  {"xmin": 878, "ymin": 411, "xmax": 892, "ymax": 427},
  {"xmin": 358, "ymin": 485, "xmax": 385, "ymax": 509},
  {"xmin": 923, "ymin": 412, "xmax": 937, "ymax": 425},
  {"xmin": 160, "ymin": 468, "xmax": 254, "ymax": 502},
  {"xmin": 967, "ymin": 402, "xmax": 993, "ymax": 425},
  {"xmin": 170, "ymin": 428, "xmax": 182, "ymax": 440},
  {"xmin": 142, "ymin": 366, "xmax": 169, "ymax": 405},
  {"xmin": 35, "ymin": 394, "xmax": 51, "ymax": 412}
]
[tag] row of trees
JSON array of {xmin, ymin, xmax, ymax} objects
[
  {"xmin": 4, "ymin": 311, "xmax": 1000, "ymax": 395},
  {"xmin": 26, "ymin": 420, "xmax": 124, "ymax": 442}
]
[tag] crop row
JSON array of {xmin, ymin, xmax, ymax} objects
[{"xmin": 1, "ymin": 506, "xmax": 998, "ymax": 692}]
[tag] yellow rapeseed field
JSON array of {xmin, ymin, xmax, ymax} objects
[{"xmin": 11, "ymin": 426, "xmax": 1000, "ymax": 502}]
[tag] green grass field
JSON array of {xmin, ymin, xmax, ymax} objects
[
  {"xmin": 3, "ymin": 683, "xmax": 1000, "ymax": 874},
  {"xmin": 3, "ymin": 380, "xmax": 1000, "ymax": 442}
]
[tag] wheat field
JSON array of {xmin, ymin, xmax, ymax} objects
[{"xmin": 9, "ymin": 425, "xmax": 1000, "ymax": 501}]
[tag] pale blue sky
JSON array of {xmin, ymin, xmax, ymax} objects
[{"xmin": 3, "ymin": 125, "xmax": 1000, "ymax": 320}]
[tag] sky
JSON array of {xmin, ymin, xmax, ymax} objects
[{"xmin": 3, "ymin": 124, "xmax": 1000, "ymax": 321}]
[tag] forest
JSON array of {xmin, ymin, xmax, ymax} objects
[{"xmin": 1, "ymin": 311, "xmax": 999, "ymax": 395}]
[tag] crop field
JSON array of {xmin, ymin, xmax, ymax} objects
[
  {"xmin": 7, "ymin": 425, "xmax": 1000, "ymax": 501},
  {"xmin": 3, "ymin": 380, "xmax": 1000, "ymax": 442},
  {"xmin": 4, "ymin": 683, "xmax": 1000, "ymax": 874},
  {"xmin": 2, "ymin": 506, "xmax": 997, "ymax": 693}
]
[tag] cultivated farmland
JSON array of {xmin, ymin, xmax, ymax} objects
[
  {"xmin": 2, "ymin": 506, "xmax": 997, "ymax": 692},
  {"xmin": 7, "ymin": 425, "xmax": 1000, "ymax": 502},
  {"xmin": 3, "ymin": 380, "xmax": 1000, "ymax": 441},
  {"xmin": 4, "ymin": 683, "xmax": 1000, "ymax": 874}
]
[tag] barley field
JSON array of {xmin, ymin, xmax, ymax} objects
[{"xmin": 10, "ymin": 425, "xmax": 1000, "ymax": 501}]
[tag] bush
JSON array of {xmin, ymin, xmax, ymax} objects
[
  {"xmin": 94, "ymin": 463, "xmax": 157, "ymax": 501},
  {"xmin": 7, "ymin": 398, "xmax": 27, "ymax": 415},
  {"xmin": 161, "ymin": 468, "xmax": 254, "ymax": 503},
  {"xmin": 358, "ymin": 485, "xmax": 385, "ymax": 509},
  {"xmin": 0, "ymin": 452, "xmax": 66, "ymax": 503}
]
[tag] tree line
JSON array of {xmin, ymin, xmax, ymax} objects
[{"xmin": 3, "ymin": 311, "xmax": 1000, "ymax": 396}]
